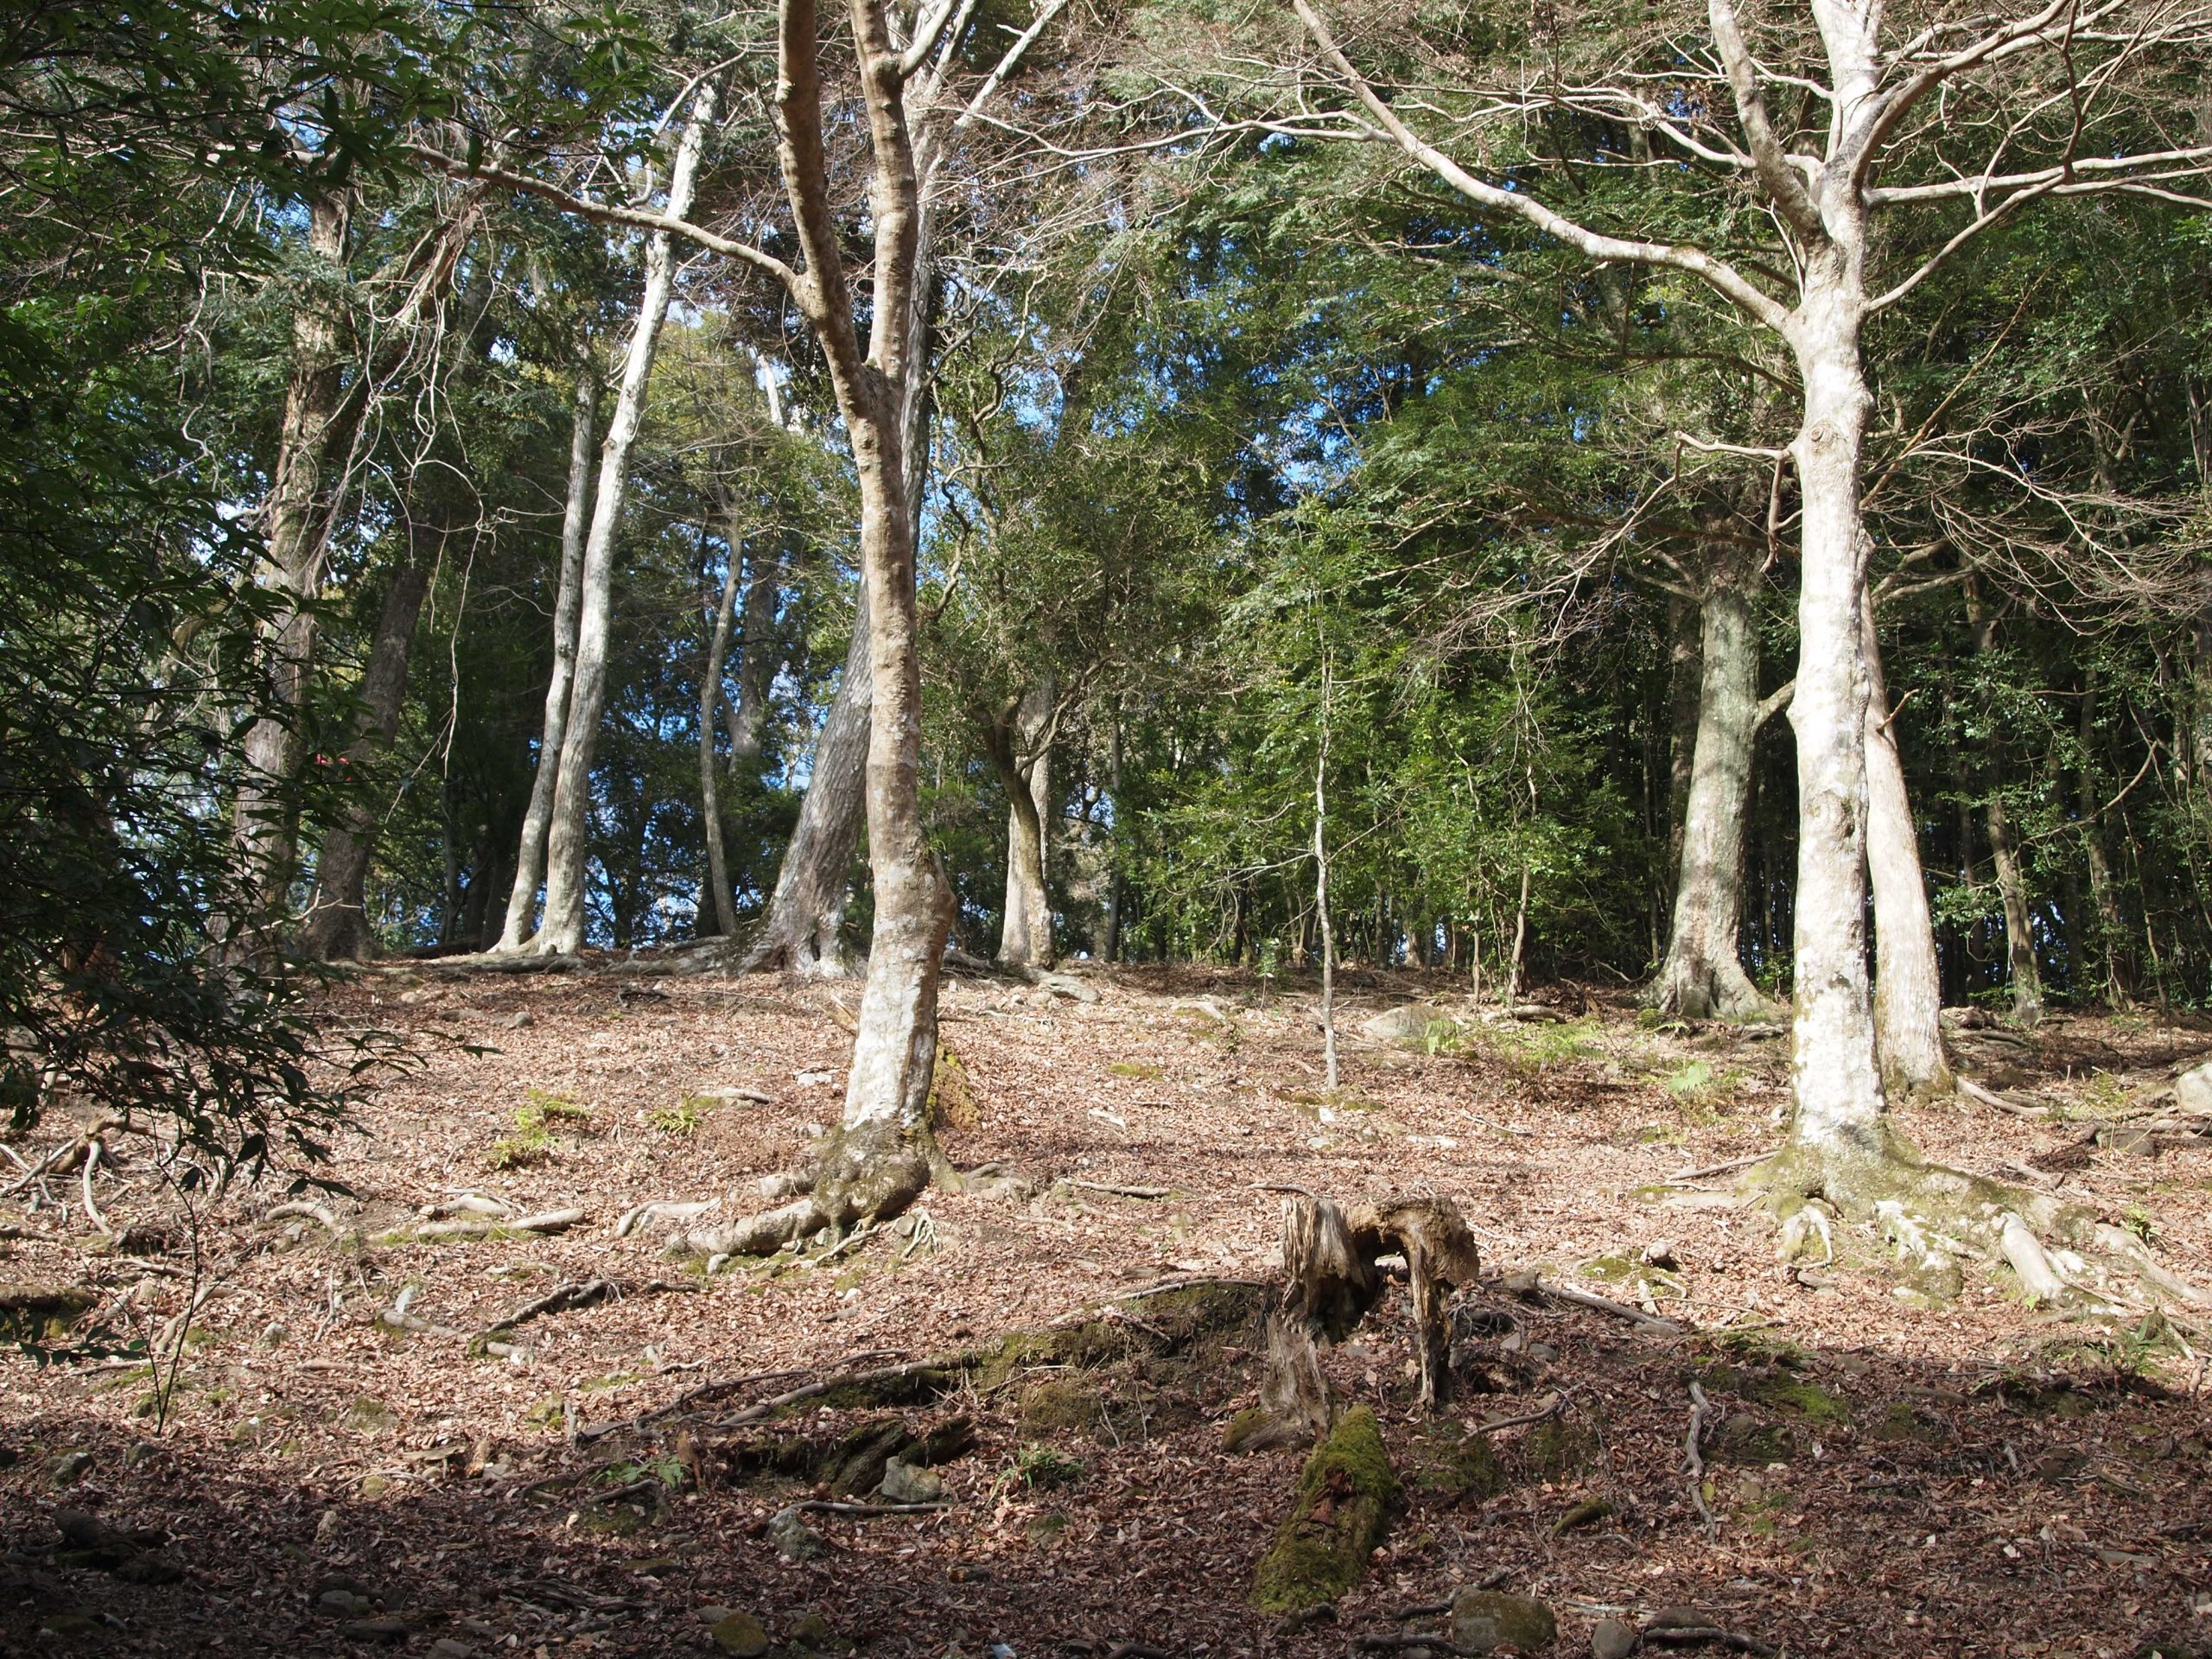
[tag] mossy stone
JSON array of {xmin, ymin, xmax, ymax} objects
[
  {"xmin": 1449, "ymin": 1591, "xmax": 1556, "ymax": 1655},
  {"xmin": 1020, "ymin": 1379, "xmax": 1101, "ymax": 1434},
  {"xmin": 712, "ymin": 1612, "xmax": 770, "ymax": 1656},
  {"xmin": 1250, "ymin": 1405, "xmax": 1397, "ymax": 1613},
  {"xmin": 1709, "ymin": 1414, "xmax": 1795, "ymax": 1465},
  {"xmin": 1529, "ymin": 1418, "xmax": 1597, "ymax": 1481},
  {"xmin": 1408, "ymin": 1433, "xmax": 1508, "ymax": 1501}
]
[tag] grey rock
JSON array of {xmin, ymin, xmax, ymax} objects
[
  {"xmin": 340, "ymin": 1616, "xmax": 413, "ymax": 1642},
  {"xmin": 429, "ymin": 1641, "xmax": 475, "ymax": 1659},
  {"xmin": 508, "ymin": 1012, "xmax": 534, "ymax": 1029},
  {"xmin": 1358, "ymin": 1005, "xmax": 1440, "ymax": 1045},
  {"xmin": 880, "ymin": 1459, "xmax": 945, "ymax": 1503},
  {"xmin": 2174, "ymin": 1059, "xmax": 2212, "ymax": 1117},
  {"xmin": 49, "ymin": 1450, "xmax": 92, "ymax": 1485},
  {"xmin": 1450, "ymin": 1590, "xmax": 1556, "ymax": 1656},
  {"xmin": 319, "ymin": 1590, "xmax": 369, "ymax": 1617},
  {"xmin": 1592, "ymin": 1617, "xmax": 1638, "ymax": 1659},
  {"xmin": 766, "ymin": 1507, "xmax": 826, "ymax": 1560},
  {"xmin": 699, "ymin": 1606, "xmax": 736, "ymax": 1626}
]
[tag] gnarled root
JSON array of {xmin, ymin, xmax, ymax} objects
[
  {"xmin": 684, "ymin": 1118, "xmax": 931, "ymax": 1261},
  {"xmin": 1756, "ymin": 1124, "xmax": 2209, "ymax": 1319}
]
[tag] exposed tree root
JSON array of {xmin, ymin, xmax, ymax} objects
[{"xmin": 1753, "ymin": 1125, "xmax": 2210, "ymax": 1323}]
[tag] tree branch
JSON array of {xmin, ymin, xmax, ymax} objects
[
  {"xmin": 404, "ymin": 144, "xmax": 798, "ymax": 296},
  {"xmin": 1706, "ymin": 0, "xmax": 1825, "ymax": 242},
  {"xmin": 1288, "ymin": 0, "xmax": 1792, "ymax": 331}
]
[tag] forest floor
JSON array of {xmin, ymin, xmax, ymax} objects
[{"xmin": 4, "ymin": 963, "xmax": 2212, "ymax": 1659}]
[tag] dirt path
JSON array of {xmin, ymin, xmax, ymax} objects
[{"xmin": 3, "ymin": 967, "xmax": 2209, "ymax": 1658}]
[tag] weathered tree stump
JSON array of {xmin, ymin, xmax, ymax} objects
[{"xmin": 1231, "ymin": 1192, "xmax": 1481, "ymax": 1451}]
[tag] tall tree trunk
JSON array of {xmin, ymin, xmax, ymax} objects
[
  {"xmin": 297, "ymin": 547, "xmax": 435, "ymax": 961},
  {"xmin": 741, "ymin": 588, "xmax": 872, "ymax": 973},
  {"xmin": 533, "ymin": 89, "xmax": 713, "ymax": 955},
  {"xmin": 1314, "ymin": 702, "xmax": 1339, "ymax": 1090},
  {"xmin": 996, "ymin": 683, "xmax": 1055, "ymax": 968},
  {"xmin": 1780, "ymin": 259, "xmax": 1889, "ymax": 1174},
  {"xmin": 727, "ymin": 538, "xmax": 785, "ymax": 767},
  {"xmin": 1650, "ymin": 563, "xmax": 1768, "ymax": 1018},
  {"xmin": 498, "ymin": 367, "xmax": 598, "ymax": 950},
  {"xmin": 1862, "ymin": 606, "xmax": 1952, "ymax": 1096},
  {"xmin": 1103, "ymin": 709, "xmax": 1126, "ymax": 963},
  {"xmin": 231, "ymin": 187, "xmax": 354, "ymax": 930},
  {"xmin": 2080, "ymin": 675, "xmax": 2130, "ymax": 1007},
  {"xmin": 1664, "ymin": 592, "xmax": 1701, "ymax": 899},
  {"xmin": 1967, "ymin": 589, "xmax": 2044, "ymax": 1027},
  {"xmin": 700, "ymin": 538, "xmax": 742, "ymax": 938}
]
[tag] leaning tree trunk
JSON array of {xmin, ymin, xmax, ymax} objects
[
  {"xmin": 1779, "ymin": 264, "xmax": 1891, "ymax": 1184},
  {"xmin": 231, "ymin": 187, "xmax": 354, "ymax": 931},
  {"xmin": 533, "ymin": 89, "xmax": 713, "ymax": 956},
  {"xmin": 297, "ymin": 546, "xmax": 435, "ymax": 960},
  {"xmin": 1650, "ymin": 563, "xmax": 1768, "ymax": 1019},
  {"xmin": 498, "ymin": 367, "xmax": 597, "ymax": 950},
  {"xmin": 1862, "ymin": 606, "xmax": 1953, "ymax": 1095}
]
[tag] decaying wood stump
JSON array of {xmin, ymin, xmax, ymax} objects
[{"xmin": 1231, "ymin": 1191, "xmax": 1481, "ymax": 1451}]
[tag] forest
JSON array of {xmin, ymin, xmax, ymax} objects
[{"xmin": 4, "ymin": 1, "xmax": 2212, "ymax": 1656}]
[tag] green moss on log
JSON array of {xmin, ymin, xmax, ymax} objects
[{"xmin": 1250, "ymin": 1405, "xmax": 1396, "ymax": 1613}]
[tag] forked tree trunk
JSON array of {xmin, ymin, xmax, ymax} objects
[
  {"xmin": 498, "ymin": 368, "xmax": 597, "ymax": 950},
  {"xmin": 1650, "ymin": 566, "xmax": 1768, "ymax": 1019},
  {"xmin": 1780, "ymin": 264, "xmax": 1890, "ymax": 1176},
  {"xmin": 533, "ymin": 89, "xmax": 713, "ymax": 955},
  {"xmin": 700, "ymin": 540, "xmax": 743, "ymax": 938},
  {"xmin": 298, "ymin": 549, "xmax": 435, "ymax": 960},
  {"xmin": 1862, "ymin": 607, "xmax": 1953, "ymax": 1095},
  {"xmin": 232, "ymin": 187, "xmax": 354, "ymax": 930}
]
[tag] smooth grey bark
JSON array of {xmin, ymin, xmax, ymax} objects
[
  {"xmin": 297, "ymin": 550, "xmax": 434, "ymax": 960},
  {"xmin": 498, "ymin": 367, "xmax": 598, "ymax": 950},
  {"xmin": 700, "ymin": 539, "xmax": 743, "ymax": 938},
  {"xmin": 232, "ymin": 188, "xmax": 354, "ymax": 928},
  {"xmin": 1103, "ymin": 710, "xmax": 1126, "ymax": 962},
  {"xmin": 1862, "ymin": 606, "xmax": 1953, "ymax": 1095},
  {"xmin": 1650, "ymin": 567, "xmax": 1768, "ymax": 1019},
  {"xmin": 531, "ymin": 87, "xmax": 714, "ymax": 956},
  {"xmin": 1313, "ymin": 687, "xmax": 1339, "ymax": 1090}
]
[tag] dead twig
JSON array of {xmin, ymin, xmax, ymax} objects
[
  {"xmin": 1538, "ymin": 1274, "xmax": 1686, "ymax": 1334},
  {"xmin": 790, "ymin": 1499, "xmax": 951, "ymax": 1516},
  {"xmin": 1059, "ymin": 1179, "xmax": 1171, "ymax": 1199}
]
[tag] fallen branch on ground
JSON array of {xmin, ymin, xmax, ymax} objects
[
  {"xmin": 1467, "ymin": 1391, "xmax": 1562, "ymax": 1436},
  {"xmin": 1668, "ymin": 1153, "xmax": 1770, "ymax": 1183},
  {"xmin": 1685, "ymin": 1380, "xmax": 1716, "ymax": 1535},
  {"xmin": 613, "ymin": 1198, "xmax": 720, "ymax": 1239},
  {"xmin": 410, "ymin": 1206, "xmax": 586, "ymax": 1241},
  {"xmin": 1958, "ymin": 1077, "xmax": 2047, "ymax": 1118},
  {"xmin": 1640, "ymin": 1627, "xmax": 1777, "ymax": 1656},
  {"xmin": 790, "ymin": 1499, "xmax": 950, "ymax": 1516},
  {"xmin": 1058, "ymin": 1179, "xmax": 1170, "ymax": 1199},
  {"xmin": 1510, "ymin": 1269, "xmax": 1686, "ymax": 1334}
]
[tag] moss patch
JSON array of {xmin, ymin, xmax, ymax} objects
[{"xmin": 1250, "ymin": 1405, "xmax": 1396, "ymax": 1613}]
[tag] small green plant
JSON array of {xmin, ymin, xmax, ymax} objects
[
  {"xmin": 652, "ymin": 1100, "xmax": 704, "ymax": 1137},
  {"xmin": 604, "ymin": 1454, "xmax": 686, "ymax": 1490},
  {"xmin": 1107, "ymin": 1061, "xmax": 1163, "ymax": 1081},
  {"xmin": 1664, "ymin": 1059, "xmax": 1717, "ymax": 1100},
  {"xmin": 1011, "ymin": 1442, "xmax": 1084, "ymax": 1490},
  {"xmin": 1256, "ymin": 937, "xmax": 1283, "ymax": 1000},
  {"xmin": 2123, "ymin": 1201, "xmax": 2156, "ymax": 1245},
  {"xmin": 489, "ymin": 1091, "xmax": 594, "ymax": 1168}
]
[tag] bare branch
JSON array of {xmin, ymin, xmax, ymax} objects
[
  {"xmin": 404, "ymin": 145, "xmax": 798, "ymax": 296},
  {"xmin": 1287, "ymin": 0, "xmax": 1793, "ymax": 331},
  {"xmin": 1707, "ymin": 0, "xmax": 1825, "ymax": 241}
]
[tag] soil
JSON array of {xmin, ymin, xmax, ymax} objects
[{"xmin": 3, "ymin": 963, "xmax": 2210, "ymax": 1659}]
